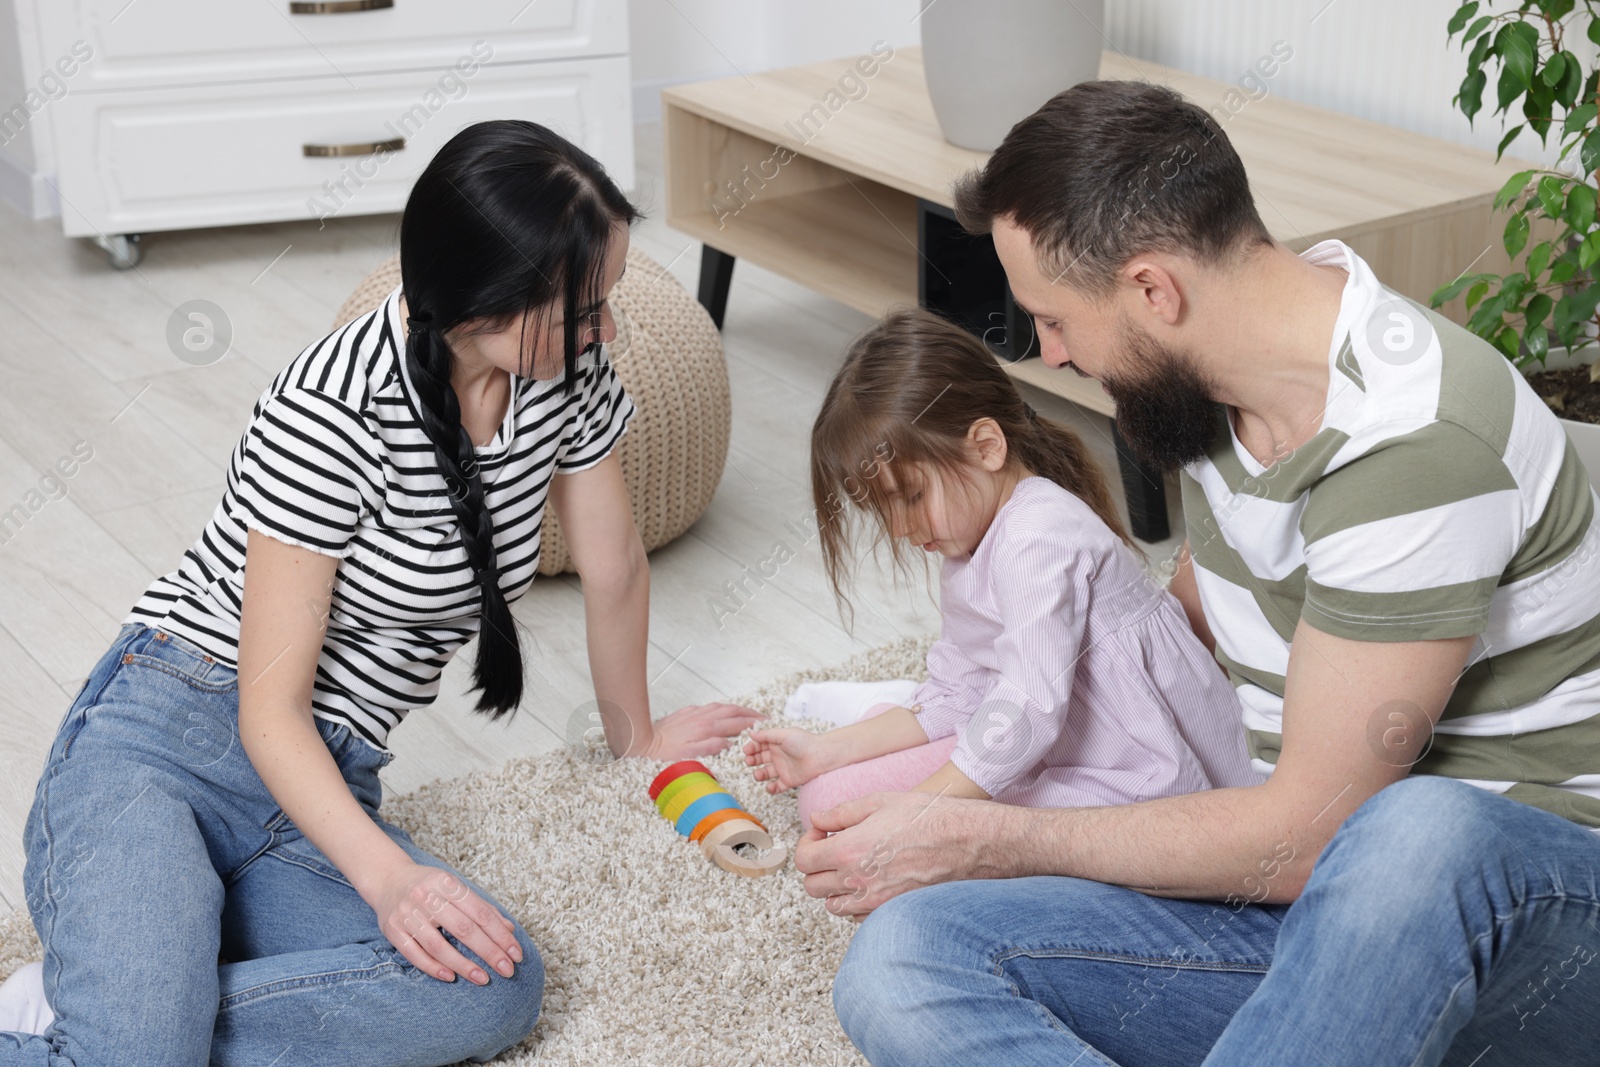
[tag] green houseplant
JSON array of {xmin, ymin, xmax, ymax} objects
[{"xmin": 1434, "ymin": 0, "xmax": 1600, "ymax": 427}]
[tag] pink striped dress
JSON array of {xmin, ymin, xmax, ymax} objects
[{"xmin": 798, "ymin": 476, "xmax": 1261, "ymax": 825}]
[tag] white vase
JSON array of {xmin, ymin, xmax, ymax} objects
[
  {"xmin": 1523, "ymin": 346, "xmax": 1600, "ymax": 492},
  {"xmin": 920, "ymin": 0, "xmax": 1107, "ymax": 152}
]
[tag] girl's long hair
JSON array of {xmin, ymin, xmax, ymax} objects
[
  {"xmin": 398, "ymin": 120, "xmax": 640, "ymax": 719},
  {"xmin": 811, "ymin": 306, "xmax": 1135, "ymax": 628}
]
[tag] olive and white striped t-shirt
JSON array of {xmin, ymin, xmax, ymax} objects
[
  {"xmin": 125, "ymin": 285, "xmax": 636, "ymax": 751},
  {"xmin": 1183, "ymin": 239, "xmax": 1600, "ymax": 830}
]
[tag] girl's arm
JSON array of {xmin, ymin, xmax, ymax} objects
[
  {"xmin": 936, "ymin": 520, "xmax": 1104, "ymax": 798},
  {"xmin": 913, "ymin": 760, "xmax": 992, "ymax": 800},
  {"xmin": 549, "ymin": 453, "xmax": 759, "ymax": 759},
  {"xmin": 238, "ymin": 528, "xmax": 524, "ymax": 986},
  {"xmin": 825, "ymin": 706, "xmax": 932, "ymax": 764},
  {"xmin": 746, "ymin": 704, "xmax": 930, "ymax": 791}
]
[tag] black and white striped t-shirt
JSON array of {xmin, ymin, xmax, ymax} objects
[{"xmin": 125, "ymin": 285, "xmax": 636, "ymax": 751}]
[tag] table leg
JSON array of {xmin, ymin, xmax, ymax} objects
[
  {"xmin": 696, "ymin": 245, "xmax": 736, "ymax": 330},
  {"xmin": 1112, "ymin": 421, "xmax": 1171, "ymax": 543}
]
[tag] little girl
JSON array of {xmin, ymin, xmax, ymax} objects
[{"xmin": 745, "ymin": 307, "xmax": 1261, "ymax": 829}]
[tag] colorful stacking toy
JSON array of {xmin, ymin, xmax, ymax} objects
[{"xmin": 648, "ymin": 760, "xmax": 786, "ymax": 877}]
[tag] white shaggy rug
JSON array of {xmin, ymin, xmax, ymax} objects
[{"xmin": 0, "ymin": 636, "xmax": 934, "ymax": 1066}]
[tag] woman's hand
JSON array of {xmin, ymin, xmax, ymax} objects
[
  {"xmin": 363, "ymin": 861, "xmax": 525, "ymax": 984},
  {"xmin": 743, "ymin": 727, "xmax": 841, "ymax": 792},
  {"xmin": 636, "ymin": 702, "xmax": 763, "ymax": 760}
]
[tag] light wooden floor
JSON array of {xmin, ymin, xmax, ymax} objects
[{"xmin": 0, "ymin": 122, "xmax": 1183, "ymax": 908}]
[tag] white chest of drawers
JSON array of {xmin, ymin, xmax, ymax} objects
[{"xmin": 30, "ymin": 0, "xmax": 634, "ymax": 264}]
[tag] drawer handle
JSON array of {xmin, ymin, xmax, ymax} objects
[
  {"xmin": 289, "ymin": 0, "xmax": 394, "ymax": 13},
  {"xmin": 303, "ymin": 138, "xmax": 406, "ymax": 158}
]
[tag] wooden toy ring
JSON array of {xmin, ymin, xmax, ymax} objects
[
  {"xmin": 689, "ymin": 806, "xmax": 764, "ymax": 843},
  {"xmin": 656, "ymin": 773, "xmax": 722, "ymax": 820},
  {"xmin": 673, "ymin": 792, "xmax": 742, "ymax": 837},
  {"xmin": 648, "ymin": 763, "xmax": 785, "ymax": 876},
  {"xmin": 700, "ymin": 817, "xmax": 786, "ymax": 878},
  {"xmin": 655, "ymin": 771, "xmax": 719, "ymax": 809},
  {"xmin": 659, "ymin": 779, "xmax": 725, "ymax": 824},
  {"xmin": 649, "ymin": 760, "xmax": 711, "ymax": 800}
]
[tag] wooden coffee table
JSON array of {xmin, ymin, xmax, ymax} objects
[{"xmin": 661, "ymin": 47, "xmax": 1530, "ymax": 541}]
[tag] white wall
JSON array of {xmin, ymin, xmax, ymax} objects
[
  {"xmin": 1105, "ymin": 0, "xmax": 1581, "ymax": 169},
  {"xmin": 628, "ymin": 0, "xmax": 923, "ymax": 121},
  {"xmin": 632, "ymin": 0, "xmax": 1578, "ymax": 170}
]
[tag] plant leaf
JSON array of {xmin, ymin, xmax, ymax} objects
[
  {"xmin": 1463, "ymin": 14, "xmax": 1494, "ymax": 44},
  {"xmin": 1558, "ymin": 319, "xmax": 1583, "ymax": 350},
  {"xmin": 1554, "ymin": 286, "xmax": 1600, "ymax": 332},
  {"xmin": 1505, "ymin": 210, "xmax": 1532, "ymax": 259},
  {"xmin": 1527, "ymin": 324, "xmax": 1551, "ymax": 362},
  {"xmin": 1573, "ymin": 285, "xmax": 1600, "ymax": 324},
  {"xmin": 1491, "ymin": 23, "xmax": 1542, "ymax": 91},
  {"xmin": 1469, "ymin": 30, "xmax": 1493, "ymax": 70},
  {"xmin": 1499, "ymin": 22, "xmax": 1540, "ymax": 87},
  {"xmin": 1557, "ymin": 51, "xmax": 1584, "ymax": 109},
  {"xmin": 1565, "ymin": 102, "xmax": 1597, "ymax": 137},
  {"xmin": 1538, "ymin": 175, "xmax": 1566, "ymax": 218},
  {"xmin": 1447, "ymin": 1, "xmax": 1479, "ymax": 36},
  {"xmin": 1433, "ymin": 271, "xmax": 1495, "ymax": 305},
  {"xmin": 1581, "ymin": 230, "xmax": 1600, "ymax": 271},
  {"xmin": 1529, "ymin": 240, "xmax": 1554, "ymax": 279},
  {"xmin": 1470, "ymin": 292, "xmax": 1510, "ymax": 334},
  {"xmin": 1544, "ymin": 51, "xmax": 1568, "ymax": 88},
  {"xmin": 1526, "ymin": 73, "xmax": 1557, "ymax": 128},
  {"xmin": 1459, "ymin": 68, "xmax": 1489, "ymax": 124},
  {"xmin": 1567, "ymin": 182, "xmax": 1597, "ymax": 232},
  {"xmin": 1583, "ymin": 129, "xmax": 1600, "ymax": 174},
  {"xmin": 1497, "ymin": 124, "xmax": 1525, "ymax": 159},
  {"xmin": 1494, "ymin": 169, "xmax": 1535, "ymax": 209},
  {"xmin": 1526, "ymin": 291, "xmax": 1554, "ymax": 328},
  {"xmin": 1499, "ymin": 64, "xmax": 1529, "ymax": 114},
  {"xmin": 1497, "ymin": 66, "xmax": 1525, "ymax": 117}
]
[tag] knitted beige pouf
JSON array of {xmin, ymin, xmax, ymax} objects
[{"xmin": 332, "ymin": 247, "xmax": 731, "ymax": 576}]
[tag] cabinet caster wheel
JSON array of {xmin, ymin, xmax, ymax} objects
[{"xmin": 95, "ymin": 233, "xmax": 144, "ymax": 269}]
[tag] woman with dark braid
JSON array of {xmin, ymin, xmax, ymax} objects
[{"xmin": 0, "ymin": 120, "xmax": 759, "ymax": 1065}]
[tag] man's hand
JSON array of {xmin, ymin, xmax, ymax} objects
[{"xmin": 794, "ymin": 791, "xmax": 1010, "ymax": 919}]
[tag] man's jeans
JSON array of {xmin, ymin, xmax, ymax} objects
[
  {"xmin": 835, "ymin": 775, "xmax": 1600, "ymax": 1066},
  {"xmin": 5, "ymin": 622, "xmax": 544, "ymax": 1066}
]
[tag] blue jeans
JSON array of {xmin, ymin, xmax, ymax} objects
[
  {"xmin": 6, "ymin": 623, "xmax": 544, "ymax": 1066},
  {"xmin": 835, "ymin": 775, "xmax": 1600, "ymax": 1066}
]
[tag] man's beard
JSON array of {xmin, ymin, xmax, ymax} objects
[{"xmin": 1098, "ymin": 322, "xmax": 1224, "ymax": 473}]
